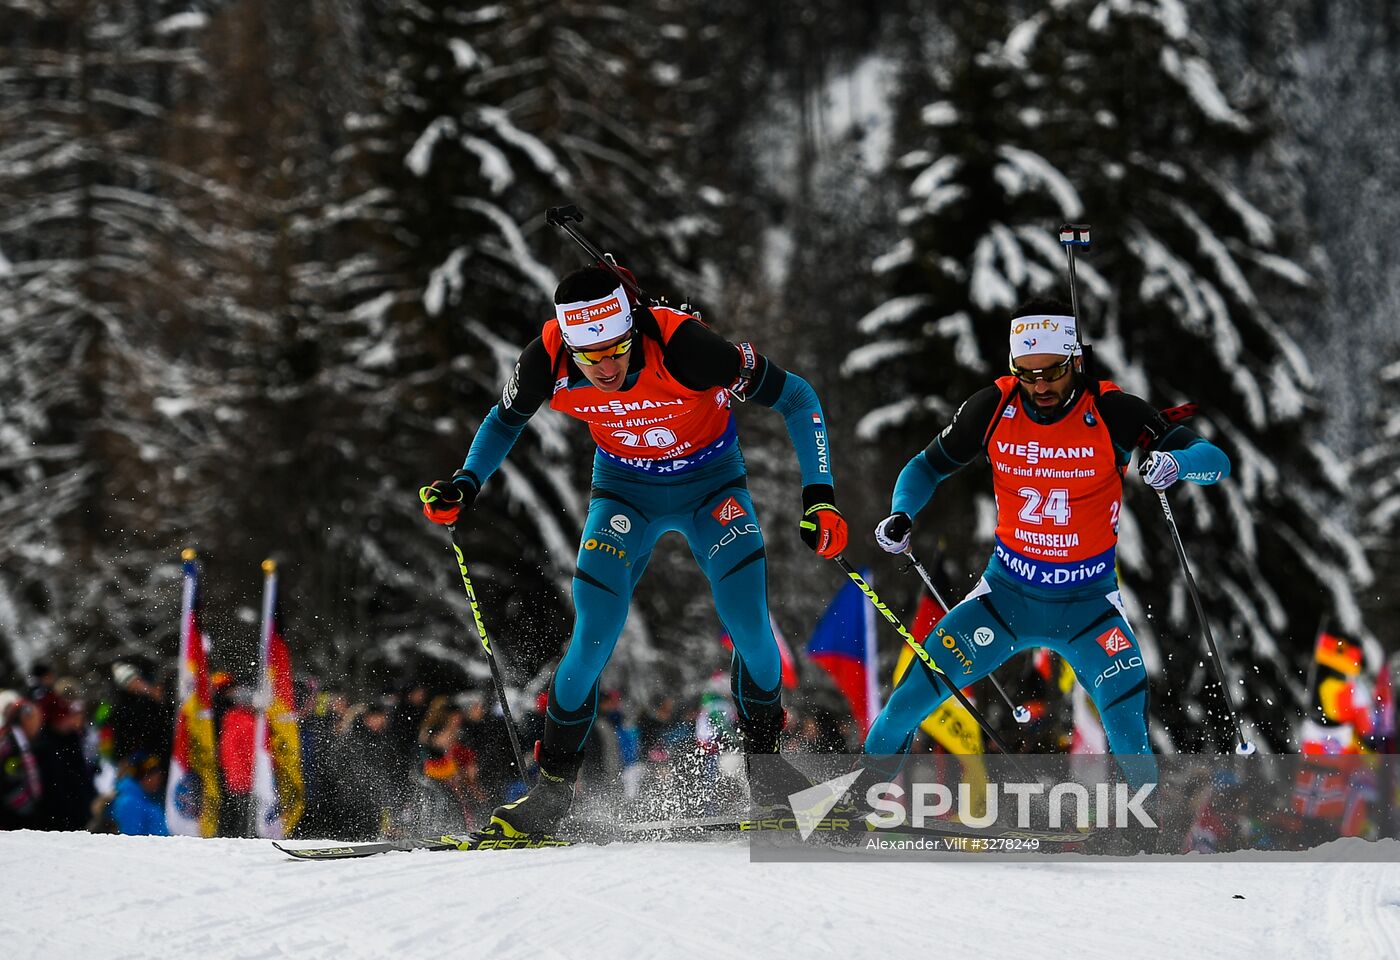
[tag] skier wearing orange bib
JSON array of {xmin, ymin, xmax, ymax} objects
[
  {"xmin": 419, "ymin": 265, "xmax": 847, "ymax": 836},
  {"xmin": 867, "ymin": 299, "xmax": 1230, "ymax": 785}
]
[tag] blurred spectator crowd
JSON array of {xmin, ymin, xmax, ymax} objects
[{"xmin": 1, "ymin": 662, "xmax": 855, "ymax": 840}]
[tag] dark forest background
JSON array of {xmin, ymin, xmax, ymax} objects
[{"xmin": 2, "ymin": 0, "xmax": 1397, "ymax": 752}]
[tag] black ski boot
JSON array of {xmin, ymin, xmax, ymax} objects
[
  {"xmin": 487, "ymin": 748, "xmax": 583, "ymax": 838},
  {"xmin": 735, "ymin": 694, "xmax": 812, "ymax": 811}
]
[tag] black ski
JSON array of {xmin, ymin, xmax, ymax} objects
[
  {"xmin": 275, "ymin": 810, "xmax": 1090, "ymax": 860},
  {"xmin": 274, "ymin": 833, "xmax": 574, "ymax": 861}
]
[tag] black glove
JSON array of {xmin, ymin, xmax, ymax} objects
[{"xmin": 418, "ymin": 470, "xmax": 479, "ymax": 525}]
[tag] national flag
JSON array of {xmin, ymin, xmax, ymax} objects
[
  {"xmin": 252, "ymin": 561, "xmax": 305, "ymax": 839},
  {"xmin": 1341, "ymin": 762, "xmax": 1380, "ymax": 836},
  {"xmin": 807, "ymin": 570, "xmax": 882, "ymax": 730},
  {"xmin": 1300, "ymin": 628, "xmax": 1368, "ymax": 754},
  {"xmin": 1291, "ymin": 763, "xmax": 1349, "ymax": 819},
  {"xmin": 165, "ymin": 549, "xmax": 220, "ymax": 837},
  {"xmin": 720, "ymin": 613, "xmax": 798, "ymax": 689},
  {"xmin": 1291, "ymin": 756, "xmax": 1379, "ymax": 836}
]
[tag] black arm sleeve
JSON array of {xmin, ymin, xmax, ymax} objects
[
  {"xmin": 497, "ymin": 337, "xmax": 556, "ymax": 428},
  {"xmin": 661, "ymin": 318, "xmax": 744, "ymax": 390},
  {"xmin": 922, "ymin": 385, "xmax": 1005, "ymax": 470},
  {"xmin": 1096, "ymin": 391, "xmax": 1206, "ymax": 457},
  {"xmin": 660, "ymin": 316, "xmax": 798, "ymax": 405}
]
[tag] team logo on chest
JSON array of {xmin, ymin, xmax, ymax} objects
[
  {"xmin": 995, "ymin": 440, "xmax": 1096, "ymax": 465},
  {"xmin": 573, "ymin": 397, "xmax": 686, "ymax": 416}
]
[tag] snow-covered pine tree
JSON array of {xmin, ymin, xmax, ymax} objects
[
  {"xmin": 851, "ymin": 0, "xmax": 1369, "ymax": 750},
  {"xmin": 1357, "ymin": 358, "xmax": 1400, "ymax": 630},
  {"xmin": 1260, "ymin": 2, "xmax": 1400, "ymax": 457},
  {"xmin": 0, "ymin": 3, "xmax": 258, "ymax": 673}
]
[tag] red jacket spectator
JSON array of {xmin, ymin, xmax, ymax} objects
[{"xmin": 219, "ymin": 703, "xmax": 255, "ymax": 795}]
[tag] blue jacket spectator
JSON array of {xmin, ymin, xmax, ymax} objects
[{"xmin": 111, "ymin": 754, "xmax": 169, "ymax": 837}]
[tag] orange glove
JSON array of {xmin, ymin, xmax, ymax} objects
[
  {"xmin": 418, "ymin": 473, "xmax": 478, "ymax": 525},
  {"xmin": 799, "ymin": 485, "xmax": 848, "ymax": 559}
]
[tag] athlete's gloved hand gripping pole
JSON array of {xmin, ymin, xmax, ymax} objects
[
  {"xmin": 829, "ymin": 555, "xmax": 1026, "ymax": 769},
  {"xmin": 418, "ymin": 474, "xmax": 534, "ymax": 782},
  {"xmin": 799, "ymin": 486, "xmax": 848, "ymax": 558}
]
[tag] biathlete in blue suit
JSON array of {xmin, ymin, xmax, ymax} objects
[
  {"xmin": 868, "ymin": 298, "xmax": 1231, "ymax": 789},
  {"xmin": 420, "ymin": 264, "xmax": 847, "ymax": 836}
]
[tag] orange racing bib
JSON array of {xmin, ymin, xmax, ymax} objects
[
  {"xmin": 542, "ymin": 306, "xmax": 734, "ymax": 473},
  {"xmin": 986, "ymin": 377, "xmax": 1125, "ymax": 587}
]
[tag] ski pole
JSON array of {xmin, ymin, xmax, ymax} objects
[
  {"xmin": 1154, "ymin": 491, "xmax": 1255, "ymax": 755},
  {"xmin": 1058, "ymin": 223, "xmax": 1095, "ymax": 377},
  {"xmin": 904, "ymin": 550, "xmax": 1031, "ymax": 725},
  {"xmin": 444, "ymin": 524, "xmax": 534, "ymax": 781},
  {"xmin": 546, "ymin": 204, "xmax": 648, "ymax": 303},
  {"xmin": 832, "ymin": 556, "xmax": 1022, "ymax": 760}
]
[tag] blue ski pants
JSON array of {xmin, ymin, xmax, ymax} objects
[
  {"xmin": 864, "ymin": 559, "xmax": 1156, "ymax": 788},
  {"xmin": 546, "ymin": 448, "xmax": 781, "ymax": 751}
]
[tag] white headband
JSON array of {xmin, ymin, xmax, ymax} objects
[
  {"xmin": 1009, "ymin": 314, "xmax": 1079, "ymax": 360},
  {"xmin": 555, "ymin": 284, "xmax": 633, "ymax": 348}
]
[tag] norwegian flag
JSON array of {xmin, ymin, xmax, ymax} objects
[
  {"xmin": 1291, "ymin": 764, "xmax": 1349, "ymax": 819},
  {"xmin": 1341, "ymin": 767, "xmax": 1379, "ymax": 836}
]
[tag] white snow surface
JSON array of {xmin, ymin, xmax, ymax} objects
[{"xmin": 5, "ymin": 831, "xmax": 1400, "ymax": 960}]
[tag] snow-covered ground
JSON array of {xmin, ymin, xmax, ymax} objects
[{"xmin": 4, "ymin": 831, "xmax": 1399, "ymax": 959}]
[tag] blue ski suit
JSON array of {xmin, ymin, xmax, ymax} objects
[{"xmin": 865, "ymin": 377, "xmax": 1230, "ymax": 789}]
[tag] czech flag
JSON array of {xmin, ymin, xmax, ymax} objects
[
  {"xmin": 165, "ymin": 550, "xmax": 220, "ymax": 837},
  {"xmin": 807, "ymin": 569, "xmax": 881, "ymax": 730}
]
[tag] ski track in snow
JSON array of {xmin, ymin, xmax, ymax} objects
[{"xmin": 3, "ymin": 832, "xmax": 1399, "ymax": 960}]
